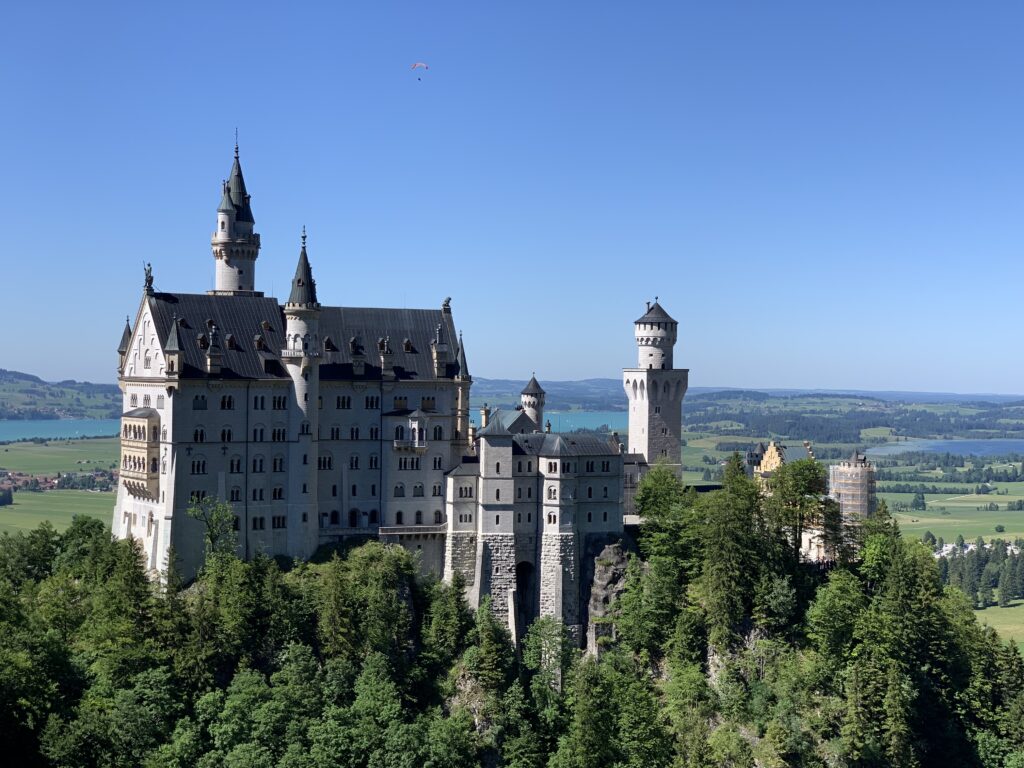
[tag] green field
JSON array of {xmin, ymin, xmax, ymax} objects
[
  {"xmin": 975, "ymin": 600, "xmax": 1024, "ymax": 653},
  {"xmin": 0, "ymin": 437, "xmax": 119, "ymax": 475},
  {"xmin": 0, "ymin": 490, "xmax": 112, "ymax": 534}
]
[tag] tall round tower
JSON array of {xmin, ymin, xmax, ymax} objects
[
  {"xmin": 520, "ymin": 374, "xmax": 546, "ymax": 429},
  {"xmin": 282, "ymin": 229, "xmax": 321, "ymax": 558},
  {"xmin": 210, "ymin": 143, "xmax": 261, "ymax": 294},
  {"xmin": 623, "ymin": 299, "xmax": 688, "ymax": 476}
]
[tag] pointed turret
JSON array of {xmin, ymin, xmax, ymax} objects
[
  {"xmin": 211, "ymin": 142, "xmax": 261, "ymax": 295},
  {"xmin": 520, "ymin": 373, "xmax": 545, "ymax": 428},
  {"xmin": 287, "ymin": 229, "xmax": 319, "ymax": 308},
  {"xmin": 118, "ymin": 316, "xmax": 132, "ymax": 355},
  {"xmin": 164, "ymin": 315, "xmax": 182, "ymax": 376},
  {"xmin": 456, "ymin": 332, "xmax": 470, "ymax": 380},
  {"xmin": 227, "ymin": 142, "xmax": 254, "ymax": 223}
]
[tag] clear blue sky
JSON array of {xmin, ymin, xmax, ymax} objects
[{"xmin": 2, "ymin": 2, "xmax": 1023, "ymax": 393}]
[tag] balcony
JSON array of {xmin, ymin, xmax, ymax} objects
[
  {"xmin": 378, "ymin": 524, "xmax": 445, "ymax": 538},
  {"xmin": 393, "ymin": 439, "xmax": 428, "ymax": 453}
]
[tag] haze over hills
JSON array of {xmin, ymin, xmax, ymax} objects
[{"xmin": 2, "ymin": 368, "xmax": 1022, "ymax": 421}]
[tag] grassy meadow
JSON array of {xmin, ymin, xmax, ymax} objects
[
  {"xmin": 0, "ymin": 489, "xmax": 112, "ymax": 534},
  {"xmin": 975, "ymin": 600, "xmax": 1024, "ymax": 654},
  {"xmin": 0, "ymin": 437, "xmax": 119, "ymax": 475}
]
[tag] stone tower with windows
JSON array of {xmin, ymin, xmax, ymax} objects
[
  {"xmin": 211, "ymin": 143, "xmax": 261, "ymax": 295},
  {"xmin": 623, "ymin": 300, "xmax": 688, "ymax": 474},
  {"xmin": 282, "ymin": 231, "xmax": 322, "ymax": 558}
]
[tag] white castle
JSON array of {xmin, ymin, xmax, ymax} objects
[{"xmin": 113, "ymin": 147, "xmax": 687, "ymax": 641}]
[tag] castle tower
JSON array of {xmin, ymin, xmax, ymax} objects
[
  {"xmin": 520, "ymin": 375, "xmax": 545, "ymax": 430},
  {"xmin": 210, "ymin": 143, "xmax": 261, "ymax": 294},
  {"xmin": 623, "ymin": 300, "xmax": 688, "ymax": 473},
  {"xmin": 829, "ymin": 450, "xmax": 877, "ymax": 521},
  {"xmin": 282, "ymin": 230, "xmax": 321, "ymax": 558},
  {"xmin": 454, "ymin": 331, "xmax": 472, "ymax": 450}
]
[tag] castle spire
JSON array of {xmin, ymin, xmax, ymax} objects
[
  {"xmin": 118, "ymin": 316, "xmax": 132, "ymax": 355},
  {"xmin": 287, "ymin": 228, "xmax": 319, "ymax": 307},
  {"xmin": 211, "ymin": 141, "xmax": 261, "ymax": 294},
  {"xmin": 456, "ymin": 331, "xmax": 470, "ymax": 380}
]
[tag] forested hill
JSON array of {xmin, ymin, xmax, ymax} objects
[
  {"xmin": 2, "ymin": 460, "xmax": 1023, "ymax": 766},
  {"xmin": 0, "ymin": 369, "xmax": 120, "ymax": 420}
]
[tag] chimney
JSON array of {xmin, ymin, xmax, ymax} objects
[{"xmin": 480, "ymin": 404, "xmax": 490, "ymax": 428}]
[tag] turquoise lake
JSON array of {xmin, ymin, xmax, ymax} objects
[
  {"xmin": 867, "ymin": 439, "xmax": 1024, "ymax": 457},
  {"xmin": 0, "ymin": 419, "xmax": 120, "ymax": 442}
]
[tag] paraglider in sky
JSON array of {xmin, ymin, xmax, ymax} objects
[{"xmin": 411, "ymin": 62, "xmax": 429, "ymax": 81}]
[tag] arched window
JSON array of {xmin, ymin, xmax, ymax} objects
[
  {"xmin": 194, "ymin": 427, "xmax": 205, "ymax": 443},
  {"xmin": 221, "ymin": 428, "xmax": 231, "ymax": 443},
  {"xmin": 396, "ymin": 511, "xmax": 404, "ymax": 525},
  {"xmin": 433, "ymin": 425, "xmax": 443, "ymax": 440},
  {"xmin": 395, "ymin": 425, "xmax": 405, "ymax": 440},
  {"xmin": 496, "ymin": 462, "xmax": 501, "ymax": 475},
  {"xmin": 495, "ymin": 488, "xmax": 500, "ymax": 501},
  {"xmin": 394, "ymin": 484, "xmax": 405, "ymax": 498},
  {"xmin": 587, "ymin": 486, "xmax": 593, "ymax": 499},
  {"xmin": 547, "ymin": 486, "xmax": 556, "ymax": 500},
  {"xmin": 349, "ymin": 509, "xmax": 358, "ymax": 528},
  {"xmin": 415, "ymin": 510, "xmax": 423, "ymax": 525},
  {"xmin": 434, "ymin": 510, "xmax": 442, "ymax": 524},
  {"xmin": 413, "ymin": 483, "xmax": 424, "ymax": 497}
]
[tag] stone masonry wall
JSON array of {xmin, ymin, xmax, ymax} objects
[
  {"xmin": 540, "ymin": 532, "xmax": 581, "ymax": 644},
  {"xmin": 444, "ymin": 531, "xmax": 478, "ymax": 588},
  {"xmin": 480, "ymin": 534, "xmax": 517, "ymax": 621}
]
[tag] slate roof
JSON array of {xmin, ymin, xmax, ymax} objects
[
  {"xmin": 118, "ymin": 317, "xmax": 132, "ymax": 354},
  {"xmin": 147, "ymin": 293, "xmax": 459, "ymax": 382},
  {"xmin": 521, "ymin": 375, "xmax": 545, "ymax": 396},
  {"xmin": 512, "ymin": 432, "xmax": 620, "ymax": 457},
  {"xmin": 455, "ymin": 334, "xmax": 469, "ymax": 379},
  {"xmin": 477, "ymin": 417, "xmax": 511, "ymax": 437},
  {"xmin": 227, "ymin": 148, "xmax": 254, "ymax": 223},
  {"xmin": 635, "ymin": 300, "xmax": 675, "ymax": 324},
  {"xmin": 122, "ymin": 407, "xmax": 158, "ymax": 418},
  {"xmin": 287, "ymin": 242, "xmax": 318, "ymax": 307}
]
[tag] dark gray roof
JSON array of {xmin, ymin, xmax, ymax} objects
[
  {"xmin": 227, "ymin": 147, "xmax": 254, "ymax": 223},
  {"xmin": 218, "ymin": 182, "xmax": 235, "ymax": 213},
  {"xmin": 287, "ymin": 242, "xmax": 318, "ymax": 307},
  {"xmin": 447, "ymin": 463, "xmax": 480, "ymax": 477},
  {"xmin": 490, "ymin": 409, "xmax": 539, "ymax": 435},
  {"xmin": 122, "ymin": 407, "xmax": 158, "ymax": 418},
  {"xmin": 118, "ymin": 317, "xmax": 132, "ymax": 354},
  {"xmin": 635, "ymin": 300, "xmax": 675, "ymax": 324},
  {"xmin": 146, "ymin": 293, "xmax": 459, "ymax": 382},
  {"xmin": 521, "ymin": 375, "xmax": 545, "ymax": 396},
  {"xmin": 477, "ymin": 417, "xmax": 511, "ymax": 437},
  {"xmin": 512, "ymin": 432, "xmax": 620, "ymax": 457},
  {"xmin": 164, "ymin": 315, "xmax": 181, "ymax": 352},
  {"xmin": 456, "ymin": 333, "xmax": 469, "ymax": 379}
]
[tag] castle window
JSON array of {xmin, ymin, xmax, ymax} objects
[
  {"xmin": 548, "ymin": 462, "xmax": 556, "ymax": 473},
  {"xmin": 351, "ymin": 484, "xmax": 357, "ymax": 497},
  {"xmin": 517, "ymin": 488, "xmax": 522, "ymax": 499},
  {"xmin": 193, "ymin": 395, "xmax": 206, "ymax": 410},
  {"xmin": 221, "ymin": 428, "xmax": 232, "ymax": 443},
  {"xmin": 272, "ymin": 515, "xmax": 286, "ymax": 529},
  {"xmin": 371, "ymin": 484, "xmax": 376, "ymax": 497},
  {"xmin": 253, "ymin": 427, "xmax": 264, "ymax": 441},
  {"xmin": 330, "ymin": 426, "xmax": 340, "ymax": 440},
  {"xmin": 433, "ymin": 456, "xmax": 442, "ymax": 470},
  {"xmin": 433, "ymin": 425, "xmax": 443, "ymax": 440},
  {"xmin": 603, "ymin": 511, "xmax": 608, "ymax": 522},
  {"xmin": 369, "ymin": 426, "xmax": 380, "ymax": 440},
  {"xmin": 349, "ymin": 455, "xmax": 359, "ymax": 469},
  {"xmin": 143, "ymin": 395, "xmax": 151, "ymax": 407},
  {"xmin": 415, "ymin": 510, "xmax": 423, "ymax": 525},
  {"xmin": 413, "ymin": 483, "xmax": 424, "ymax": 497},
  {"xmin": 338, "ymin": 396, "xmax": 351, "ymax": 409},
  {"xmin": 349, "ymin": 510, "xmax": 358, "ymax": 528},
  {"xmin": 603, "ymin": 486, "xmax": 608, "ymax": 498},
  {"xmin": 332, "ymin": 484, "xmax": 337, "ymax": 497},
  {"xmin": 370, "ymin": 454, "xmax": 379, "ymax": 469},
  {"xmin": 528, "ymin": 487, "xmax": 532, "ymax": 498},
  {"xmin": 330, "ymin": 510, "xmax": 339, "ymax": 525},
  {"xmin": 230, "ymin": 487, "xmax": 240, "ymax": 502},
  {"xmin": 252, "ymin": 456, "xmax": 265, "ymax": 473},
  {"xmin": 527, "ymin": 512, "xmax": 532, "ymax": 523},
  {"xmin": 221, "ymin": 395, "xmax": 234, "ymax": 410},
  {"xmin": 365, "ymin": 396, "xmax": 379, "ymax": 409},
  {"xmin": 394, "ymin": 484, "xmax": 405, "ymax": 498},
  {"xmin": 302, "ymin": 483, "xmax": 307, "ymax": 493},
  {"xmin": 273, "ymin": 456, "xmax": 284, "ymax": 472},
  {"xmin": 495, "ymin": 515, "xmax": 500, "ymax": 526},
  {"xmin": 395, "ymin": 425, "xmax": 405, "ymax": 441},
  {"xmin": 601, "ymin": 461, "xmax": 610, "ymax": 472},
  {"xmin": 495, "ymin": 462, "xmax": 501, "ymax": 475},
  {"xmin": 350, "ymin": 427, "xmax": 360, "ymax": 440},
  {"xmin": 156, "ymin": 395, "xmax": 164, "ymax": 408},
  {"xmin": 396, "ymin": 511, "xmax": 404, "ymax": 525},
  {"xmin": 434, "ymin": 510, "xmax": 442, "ymax": 524},
  {"xmin": 194, "ymin": 428, "xmax": 205, "ymax": 443},
  {"xmin": 527, "ymin": 461, "xmax": 533, "ymax": 472},
  {"xmin": 144, "ymin": 354, "xmax": 151, "ymax": 369},
  {"xmin": 587, "ymin": 487, "xmax": 593, "ymax": 499},
  {"xmin": 130, "ymin": 394, "xmax": 138, "ymax": 407},
  {"xmin": 433, "ymin": 483, "xmax": 442, "ymax": 497},
  {"xmin": 495, "ymin": 489, "xmax": 500, "ymax": 501},
  {"xmin": 547, "ymin": 486, "xmax": 556, "ymax": 500},
  {"xmin": 393, "ymin": 397, "xmax": 407, "ymax": 410},
  {"xmin": 370, "ymin": 509, "xmax": 378, "ymax": 524}
]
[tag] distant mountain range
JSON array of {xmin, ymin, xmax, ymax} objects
[
  {"xmin": 0, "ymin": 369, "xmax": 120, "ymax": 420},
  {"xmin": 1, "ymin": 367, "xmax": 1020, "ymax": 422},
  {"xmin": 471, "ymin": 378, "xmax": 1024, "ymax": 409}
]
